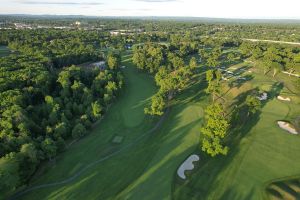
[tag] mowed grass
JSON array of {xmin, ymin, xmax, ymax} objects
[
  {"xmin": 114, "ymin": 80, "xmax": 208, "ymax": 200},
  {"xmin": 17, "ymin": 55, "xmax": 207, "ymax": 200},
  {"xmin": 18, "ymin": 55, "xmax": 158, "ymax": 199},
  {"xmin": 267, "ymin": 178, "xmax": 300, "ymax": 200},
  {"xmin": 173, "ymin": 62, "xmax": 300, "ymax": 200},
  {"xmin": 0, "ymin": 45, "xmax": 10, "ymax": 57}
]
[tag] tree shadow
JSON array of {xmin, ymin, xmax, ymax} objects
[
  {"xmin": 218, "ymin": 187, "xmax": 255, "ymax": 200},
  {"xmin": 229, "ymin": 74, "xmax": 254, "ymax": 89},
  {"xmin": 172, "ymin": 79, "xmax": 285, "ymax": 200}
]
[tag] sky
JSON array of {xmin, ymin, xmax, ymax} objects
[{"xmin": 0, "ymin": 0, "xmax": 300, "ymax": 19}]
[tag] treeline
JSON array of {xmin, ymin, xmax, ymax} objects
[
  {"xmin": 132, "ymin": 42, "xmax": 198, "ymax": 115},
  {"xmin": 0, "ymin": 30, "xmax": 123, "ymax": 197},
  {"xmin": 239, "ymin": 41, "xmax": 300, "ymax": 76},
  {"xmin": 2, "ymin": 15, "xmax": 300, "ymax": 42},
  {"xmin": 0, "ymin": 29, "xmax": 104, "ymax": 68}
]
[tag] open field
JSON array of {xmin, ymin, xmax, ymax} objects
[{"xmin": 173, "ymin": 61, "xmax": 300, "ymax": 200}]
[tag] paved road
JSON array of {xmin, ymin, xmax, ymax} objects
[{"xmin": 242, "ymin": 38, "xmax": 300, "ymax": 46}]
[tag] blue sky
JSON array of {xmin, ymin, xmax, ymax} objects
[{"xmin": 0, "ymin": 0, "xmax": 300, "ymax": 19}]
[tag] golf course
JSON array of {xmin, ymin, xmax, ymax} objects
[
  {"xmin": 11, "ymin": 53, "xmax": 207, "ymax": 200},
  {"xmin": 173, "ymin": 61, "xmax": 300, "ymax": 200},
  {"xmin": 9, "ymin": 51, "xmax": 300, "ymax": 200},
  {"xmin": 1, "ymin": 18, "xmax": 300, "ymax": 200}
]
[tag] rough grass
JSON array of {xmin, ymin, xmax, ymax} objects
[
  {"xmin": 16, "ymin": 55, "xmax": 208, "ymax": 200},
  {"xmin": 173, "ymin": 61, "xmax": 300, "ymax": 200},
  {"xmin": 14, "ymin": 57, "xmax": 300, "ymax": 200}
]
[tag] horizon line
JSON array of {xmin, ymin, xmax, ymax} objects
[{"xmin": 1, "ymin": 13, "xmax": 300, "ymax": 20}]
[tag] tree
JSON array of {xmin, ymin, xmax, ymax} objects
[
  {"xmin": 245, "ymin": 95, "xmax": 261, "ymax": 116},
  {"xmin": 189, "ymin": 57, "xmax": 197, "ymax": 70},
  {"xmin": 0, "ymin": 153, "xmax": 20, "ymax": 195},
  {"xmin": 206, "ymin": 47, "xmax": 222, "ymax": 67},
  {"xmin": 19, "ymin": 143, "xmax": 38, "ymax": 180},
  {"xmin": 285, "ymin": 59, "xmax": 297, "ymax": 76},
  {"xmin": 207, "ymin": 56, "xmax": 220, "ymax": 68},
  {"xmin": 201, "ymin": 103, "xmax": 229, "ymax": 157},
  {"xmin": 41, "ymin": 138, "xmax": 57, "ymax": 160},
  {"xmin": 198, "ymin": 48, "xmax": 207, "ymax": 61},
  {"xmin": 91, "ymin": 101, "xmax": 102, "ymax": 119},
  {"xmin": 107, "ymin": 54, "xmax": 118, "ymax": 70},
  {"xmin": 132, "ymin": 47, "xmax": 147, "ymax": 70},
  {"xmin": 71, "ymin": 123, "xmax": 86, "ymax": 139},
  {"xmin": 205, "ymin": 70, "xmax": 222, "ymax": 102},
  {"xmin": 144, "ymin": 93, "xmax": 166, "ymax": 116},
  {"xmin": 251, "ymin": 46, "xmax": 263, "ymax": 60},
  {"xmin": 20, "ymin": 143, "xmax": 37, "ymax": 163},
  {"xmin": 227, "ymin": 53, "xmax": 235, "ymax": 62},
  {"xmin": 54, "ymin": 122, "xmax": 67, "ymax": 139}
]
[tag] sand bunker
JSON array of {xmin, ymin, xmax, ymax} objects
[
  {"xmin": 257, "ymin": 92, "xmax": 268, "ymax": 101},
  {"xmin": 277, "ymin": 121, "xmax": 298, "ymax": 134},
  {"xmin": 177, "ymin": 154, "xmax": 200, "ymax": 180},
  {"xmin": 277, "ymin": 96, "xmax": 291, "ymax": 101}
]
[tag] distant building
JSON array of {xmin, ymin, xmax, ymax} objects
[{"xmin": 14, "ymin": 23, "xmax": 32, "ymax": 29}]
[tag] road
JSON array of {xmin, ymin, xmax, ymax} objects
[{"xmin": 242, "ymin": 38, "xmax": 300, "ymax": 46}]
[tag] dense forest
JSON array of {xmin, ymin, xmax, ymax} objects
[{"xmin": 0, "ymin": 28, "xmax": 124, "ymax": 197}]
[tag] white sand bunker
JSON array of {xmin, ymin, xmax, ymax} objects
[
  {"xmin": 277, "ymin": 121, "xmax": 298, "ymax": 134},
  {"xmin": 257, "ymin": 92, "xmax": 268, "ymax": 101},
  {"xmin": 277, "ymin": 96, "xmax": 291, "ymax": 102},
  {"xmin": 177, "ymin": 154, "xmax": 200, "ymax": 180}
]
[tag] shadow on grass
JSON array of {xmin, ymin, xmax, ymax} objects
[{"xmin": 172, "ymin": 79, "xmax": 284, "ymax": 200}]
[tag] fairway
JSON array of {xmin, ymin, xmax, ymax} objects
[
  {"xmin": 2, "ymin": 11, "xmax": 300, "ymax": 200},
  {"xmin": 15, "ymin": 55, "xmax": 207, "ymax": 200},
  {"xmin": 173, "ymin": 62, "xmax": 300, "ymax": 200},
  {"xmin": 16, "ymin": 55, "xmax": 158, "ymax": 199}
]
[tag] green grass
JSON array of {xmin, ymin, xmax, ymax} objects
[
  {"xmin": 16, "ymin": 55, "xmax": 208, "ymax": 200},
  {"xmin": 14, "ymin": 56, "xmax": 300, "ymax": 200},
  {"xmin": 173, "ymin": 62, "xmax": 300, "ymax": 200},
  {"xmin": 0, "ymin": 45, "xmax": 10, "ymax": 57},
  {"xmin": 267, "ymin": 178, "xmax": 300, "ymax": 200}
]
